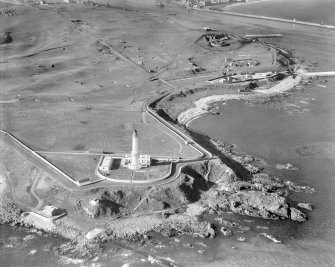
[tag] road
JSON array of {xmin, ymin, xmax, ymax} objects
[
  {"xmin": 4, "ymin": 0, "xmax": 323, "ymax": 194},
  {"xmin": 145, "ymin": 98, "xmax": 212, "ymax": 161},
  {"xmin": 0, "ymin": 105, "xmax": 212, "ymax": 191},
  {"xmin": 0, "ymin": 2, "xmax": 214, "ymax": 192},
  {"xmin": 30, "ymin": 176, "xmax": 43, "ymax": 211}
]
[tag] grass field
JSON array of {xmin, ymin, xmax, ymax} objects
[{"xmin": 0, "ymin": 0, "xmax": 295, "ymax": 209}]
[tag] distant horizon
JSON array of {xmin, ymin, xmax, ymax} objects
[{"xmin": 227, "ymin": 0, "xmax": 335, "ymax": 25}]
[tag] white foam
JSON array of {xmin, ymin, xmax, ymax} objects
[
  {"xmin": 28, "ymin": 250, "xmax": 37, "ymax": 255},
  {"xmin": 59, "ymin": 256, "xmax": 84, "ymax": 265},
  {"xmin": 259, "ymin": 233, "xmax": 282, "ymax": 243}
]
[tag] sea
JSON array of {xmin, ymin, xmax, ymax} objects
[
  {"xmin": 189, "ymin": 0, "xmax": 335, "ymax": 266},
  {"xmin": 226, "ymin": 0, "xmax": 335, "ymax": 26},
  {"xmin": 1, "ymin": 0, "xmax": 335, "ymax": 266}
]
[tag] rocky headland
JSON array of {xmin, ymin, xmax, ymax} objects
[
  {"xmin": 0, "ymin": 71, "xmax": 315, "ymax": 260},
  {"xmin": 0, "ymin": 145, "xmax": 312, "ymax": 260},
  {"xmin": 0, "ymin": 21, "xmax": 315, "ymax": 261}
]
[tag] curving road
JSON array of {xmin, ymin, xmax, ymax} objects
[
  {"xmin": 145, "ymin": 98, "xmax": 213, "ymax": 161},
  {"xmin": 0, "ymin": 2, "xmax": 223, "ymax": 201}
]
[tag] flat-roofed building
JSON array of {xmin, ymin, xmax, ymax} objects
[{"xmin": 98, "ymin": 155, "xmax": 112, "ymax": 174}]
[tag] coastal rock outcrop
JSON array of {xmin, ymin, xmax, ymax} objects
[
  {"xmin": 203, "ymin": 189, "xmax": 306, "ymax": 222},
  {"xmin": 285, "ymin": 181, "xmax": 315, "ymax": 193},
  {"xmin": 220, "ymin": 227, "xmax": 233, "ymax": 236},
  {"xmin": 228, "ymin": 191, "xmax": 289, "ymax": 220},
  {"xmin": 0, "ymin": 147, "xmax": 309, "ymax": 263},
  {"xmin": 0, "ymin": 202, "xmax": 22, "ymax": 224},
  {"xmin": 289, "ymin": 207, "xmax": 307, "ymax": 222},
  {"xmin": 177, "ymin": 160, "xmax": 307, "ymax": 222},
  {"xmin": 163, "ymin": 215, "xmax": 215, "ymax": 239},
  {"xmin": 82, "ymin": 191, "xmax": 125, "ymax": 219},
  {"xmin": 297, "ymin": 202, "xmax": 313, "ymax": 211},
  {"xmin": 55, "ymin": 238, "xmax": 102, "ymax": 260},
  {"xmin": 251, "ymin": 173, "xmax": 284, "ymax": 188}
]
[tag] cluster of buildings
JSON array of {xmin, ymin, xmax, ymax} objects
[
  {"xmin": 205, "ymin": 33, "xmax": 232, "ymax": 47},
  {"xmin": 224, "ymin": 58, "xmax": 259, "ymax": 68},
  {"xmin": 183, "ymin": 0, "xmax": 247, "ymax": 8},
  {"xmin": 20, "ymin": 0, "xmax": 86, "ymax": 5},
  {"xmin": 208, "ymin": 71, "xmax": 277, "ymax": 84}
]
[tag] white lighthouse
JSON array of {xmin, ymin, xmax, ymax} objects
[
  {"xmin": 129, "ymin": 130, "xmax": 140, "ymax": 170},
  {"xmin": 121, "ymin": 129, "xmax": 151, "ymax": 170}
]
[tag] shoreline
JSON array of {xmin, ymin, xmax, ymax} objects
[
  {"xmin": 0, "ymin": 123, "xmax": 311, "ymax": 260},
  {"xmin": 211, "ymin": 0, "xmax": 269, "ymax": 12},
  {"xmin": 0, "ymin": 2, "xmax": 320, "ymax": 263},
  {"xmin": 178, "ymin": 73, "xmax": 303, "ymax": 125},
  {"xmin": 193, "ymin": 5, "xmax": 335, "ymax": 29}
]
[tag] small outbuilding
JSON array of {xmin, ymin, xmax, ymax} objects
[{"xmin": 41, "ymin": 205, "xmax": 64, "ymax": 217}]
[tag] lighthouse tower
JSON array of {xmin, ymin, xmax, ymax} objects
[
  {"xmin": 120, "ymin": 129, "xmax": 151, "ymax": 170},
  {"xmin": 129, "ymin": 130, "xmax": 141, "ymax": 170}
]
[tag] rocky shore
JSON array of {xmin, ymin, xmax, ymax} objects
[
  {"xmin": 0, "ymin": 149, "xmax": 312, "ymax": 260},
  {"xmin": 0, "ymin": 202, "xmax": 22, "ymax": 225},
  {"xmin": 0, "ymin": 91, "xmax": 314, "ymax": 262},
  {"xmin": 0, "ymin": 51, "xmax": 312, "ymax": 261}
]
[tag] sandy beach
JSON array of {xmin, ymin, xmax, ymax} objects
[
  {"xmin": 178, "ymin": 73, "xmax": 303, "ymax": 125},
  {"xmin": 223, "ymin": 0, "xmax": 268, "ymax": 10}
]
